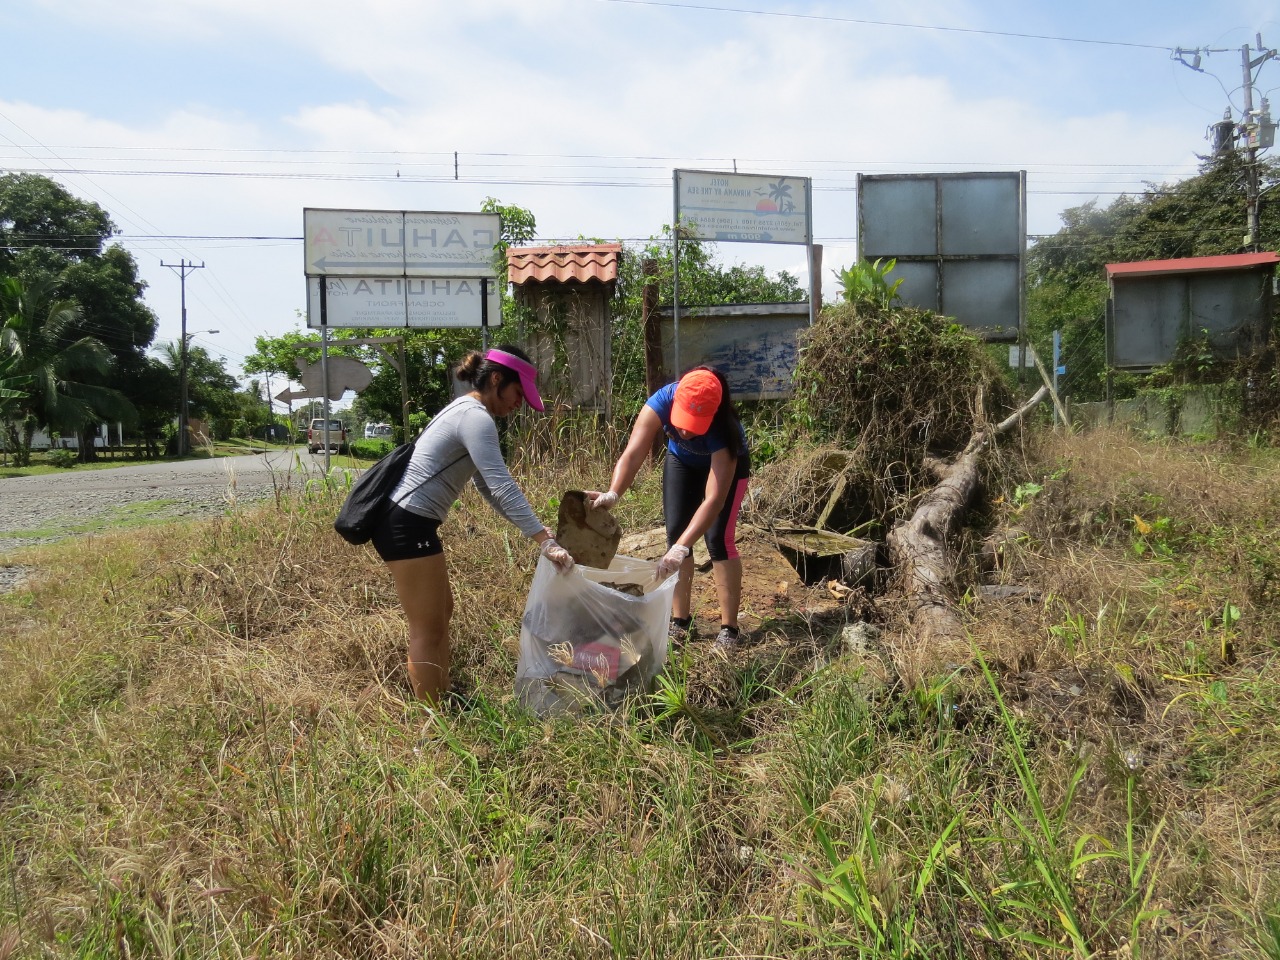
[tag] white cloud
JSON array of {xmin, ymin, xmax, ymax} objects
[{"xmin": 1, "ymin": 0, "xmax": 1269, "ymax": 374}]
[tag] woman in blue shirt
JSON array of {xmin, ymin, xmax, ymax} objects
[{"xmin": 588, "ymin": 366, "xmax": 750, "ymax": 648}]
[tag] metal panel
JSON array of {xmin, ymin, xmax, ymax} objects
[
  {"xmin": 859, "ymin": 177, "xmax": 936, "ymax": 255},
  {"xmin": 1191, "ymin": 273, "xmax": 1266, "ymax": 356},
  {"xmin": 1111, "ymin": 276, "xmax": 1185, "ymax": 368},
  {"xmin": 940, "ymin": 178, "xmax": 1021, "ymax": 255},
  {"xmin": 657, "ymin": 311, "xmax": 809, "ymax": 400},
  {"xmin": 857, "ymin": 172, "xmax": 1025, "ymax": 340},
  {"xmin": 941, "ymin": 261, "xmax": 1020, "ymax": 335},
  {"xmin": 893, "ymin": 261, "xmax": 941, "ymax": 312}
]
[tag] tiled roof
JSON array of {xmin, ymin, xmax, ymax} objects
[
  {"xmin": 508, "ymin": 243, "xmax": 623, "ymax": 286},
  {"xmin": 1106, "ymin": 251, "xmax": 1279, "ymax": 278}
]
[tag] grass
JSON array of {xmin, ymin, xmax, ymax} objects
[
  {"xmin": 0, "ymin": 499, "xmax": 184, "ymax": 540},
  {"xmin": 0, "ymin": 439, "xmax": 294, "ymax": 478},
  {"xmin": 2, "ymin": 425, "xmax": 1280, "ymax": 957}
]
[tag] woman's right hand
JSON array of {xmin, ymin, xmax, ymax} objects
[
  {"xmin": 539, "ymin": 537, "xmax": 575, "ymax": 574},
  {"xmin": 654, "ymin": 543, "xmax": 691, "ymax": 581},
  {"xmin": 585, "ymin": 490, "xmax": 618, "ymax": 510}
]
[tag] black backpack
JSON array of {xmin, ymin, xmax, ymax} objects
[
  {"xmin": 334, "ymin": 443, "xmax": 466, "ymax": 545},
  {"xmin": 333, "ymin": 443, "xmax": 417, "ymax": 545}
]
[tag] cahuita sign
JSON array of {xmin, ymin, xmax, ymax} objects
[
  {"xmin": 306, "ymin": 276, "xmax": 502, "ymax": 330},
  {"xmin": 304, "ymin": 208, "xmax": 500, "ymax": 277}
]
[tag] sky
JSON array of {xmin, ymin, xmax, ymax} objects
[{"xmin": 2, "ymin": 0, "xmax": 1278, "ymax": 403}]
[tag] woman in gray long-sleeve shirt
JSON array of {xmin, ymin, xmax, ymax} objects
[{"xmin": 371, "ymin": 345, "xmax": 574, "ymax": 704}]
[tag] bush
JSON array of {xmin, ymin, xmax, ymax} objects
[
  {"xmin": 348, "ymin": 438, "xmax": 394, "ymax": 460},
  {"xmin": 46, "ymin": 448, "xmax": 77, "ymax": 468}
]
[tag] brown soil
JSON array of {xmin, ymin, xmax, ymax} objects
[{"xmin": 684, "ymin": 528, "xmax": 867, "ymax": 642}]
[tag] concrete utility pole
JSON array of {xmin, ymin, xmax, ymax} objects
[
  {"xmin": 1239, "ymin": 36, "xmax": 1277, "ymax": 251},
  {"xmin": 161, "ymin": 259, "xmax": 206, "ymax": 456},
  {"xmin": 1175, "ymin": 36, "xmax": 1276, "ymax": 251}
]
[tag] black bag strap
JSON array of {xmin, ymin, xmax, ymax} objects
[
  {"xmin": 386, "ymin": 449, "xmax": 467, "ymax": 511},
  {"xmin": 381, "ymin": 402, "xmax": 482, "ymax": 513}
]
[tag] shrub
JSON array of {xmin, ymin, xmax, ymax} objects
[{"xmin": 46, "ymin": 448, "xmax": 77, "ymax": 468}]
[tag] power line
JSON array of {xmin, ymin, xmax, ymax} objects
[{"xmin": 588, "ymin": 0, "xmax": 1174, "ymax": 50}]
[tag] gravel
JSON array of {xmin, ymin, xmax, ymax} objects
[{"xmin": 0, "ymin": 448, "xmax": 337, "ymax": 587}]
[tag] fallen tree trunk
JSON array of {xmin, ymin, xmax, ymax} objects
[{"xmin": 886, "ymin": 386, "xmax": 1049, "ymax": 662}]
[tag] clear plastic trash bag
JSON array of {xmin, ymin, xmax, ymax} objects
[{"xmin": 516, "ymin": 554, "xmax": 676, "ymax": 716}]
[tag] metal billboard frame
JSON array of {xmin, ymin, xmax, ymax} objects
[
  {"xmin": 672, "ymin": 169, "xmax": 815, "ymax": 375},
  {"xmin": 856, "ymin": 171, "xmax": 1026, "ymax": 344}
]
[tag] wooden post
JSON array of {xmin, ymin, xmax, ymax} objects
[
  {"xmin": 641, "ymin": 257, "xmax": 664, "ymax": 461},
  {"xmin": 810, "ymin": 243, "xmax": 823, "ymax": 314},
  {"xmin": 642, "ymin": 257, "xmax": 663, "ymax": 395}
]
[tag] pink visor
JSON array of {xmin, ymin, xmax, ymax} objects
[{"xmin": 485, "ymin": 349, "xmax": 544, "ymax": 411}]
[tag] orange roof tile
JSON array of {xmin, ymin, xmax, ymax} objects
[
  {"xmin": 1106, "ymin": 251, "xmax": 1279, "ymax": 278},
  {"xmin": 507, "ymin": 243, "xmax": 623, "ymax": 286}
]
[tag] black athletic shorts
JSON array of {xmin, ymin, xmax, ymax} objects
[
  {"xmin": 371, "ymin": 502, "xmax": 444, "ymax": 562},
  {"xmin": 662, "ymin": 452, "xmax": 750, "ymax": 563}
]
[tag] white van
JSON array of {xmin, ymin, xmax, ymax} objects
[{"xmin": 363, "ymin": 422, "xmax": 393, "ymax": 440}]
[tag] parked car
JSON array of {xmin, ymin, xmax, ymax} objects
[
  {"xmin": 364, "ymin": 422, "xmax": 393, "ymax": 440},
  {"xmin": 307, "ymin": 418, "xmax": 347, "ymax": 453}
]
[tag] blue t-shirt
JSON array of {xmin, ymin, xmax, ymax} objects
[{"xmin": 645, "ymin": 382, "xmax": 748, "ymax": 469}]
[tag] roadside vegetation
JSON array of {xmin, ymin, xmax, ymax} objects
[
  {"xmin": 3, "ymin": 135, "xmax": 1280, "ymax": 960},
  {"xmin": 4, "ymin": 397, "xmax": 1280, "ymax": 959}
]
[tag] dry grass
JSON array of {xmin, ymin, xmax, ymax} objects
[{"xmin": 2, "ymin": 426, "xmax": 1280, "ymax": 957}]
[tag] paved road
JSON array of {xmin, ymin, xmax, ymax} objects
[{"xmin": 0, "ymin": 447, "xmax": 341, "ymax": 557}]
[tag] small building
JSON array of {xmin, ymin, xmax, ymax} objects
[
  {"xmin": 507, "ymin": 243, "xmax": 622, "ymax": 413},
  {"xmin": 1105, "ymin": 252, "xmax": 1279, "ymax": 370}
]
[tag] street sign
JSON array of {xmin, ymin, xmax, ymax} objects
[
  {"xmin": 303, "ymin": 208, "xmax": 500, "ymax": 277},
  {"xmin": 306, "ymin": 276, "xmax": 502, "ymax": 329},
  {"xmin": 674, "ymin": 170, "xmax": 810, "ymax": 244}
]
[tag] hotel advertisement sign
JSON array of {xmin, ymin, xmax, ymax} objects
[{"xmin": 674, "ymin": 170, "xmax": 810, "ymax": 244}]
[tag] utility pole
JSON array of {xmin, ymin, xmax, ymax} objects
[
  {"xmin": 161, "ymin": 259, "xmax": 206, "ymax": 456},
  {"xmin": 1239, "ymin": 36, "xmax": 1277, "ymax": 251},
  {"xmin": 1175, "ymin": 36, "xmax": 1276, "ymax": 251}
]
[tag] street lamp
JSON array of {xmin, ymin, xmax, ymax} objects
[{"xmin": 179, "ymin": 328, "xmax": 218, "ymax": 456}]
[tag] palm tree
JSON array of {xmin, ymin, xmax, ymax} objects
[
  {"xmin": 0, "ymin": 276, "xmax": 131, "ymax": 466},
  {"xmin": 767, "ymin": 179, "xmax": 795, "ymax": 213}
]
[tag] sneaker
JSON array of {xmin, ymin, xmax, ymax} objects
[
  {"xmin": 712, "ymin": 626, "xmax": 740, "ymax": 649},
  {"xmin": 669, "ymin": 618, "xmax": 695, "ymax": 645}
]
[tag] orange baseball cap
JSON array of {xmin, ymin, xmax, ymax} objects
[{"xmin": 671, "ymin": 369, "xmax": 722, "ymax": 435}]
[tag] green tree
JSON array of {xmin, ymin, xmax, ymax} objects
[
  {"xmin": 1026, "ymin": 153, "xmax": 1280, "ymax": 401},
  {"xmin": 154, "ymin": 340, "xmax": 241, "ymax": 442},
  {"xmin": 113, "ymin": 354, "xmax": 178, "ymax": 457},
  {"xmin": 0, "ymin": 276, "xmax": 132, "ymax": 465},
  {"xmin": 0, "ymin": 173, "xmax": 159, "ymax": 452}
]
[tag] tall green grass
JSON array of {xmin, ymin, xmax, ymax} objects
[{"xmin": 2, "ymin": 429, "xmax": 1280, "ymax": 957}]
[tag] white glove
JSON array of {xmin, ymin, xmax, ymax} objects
[
  {"xmin": 586, "ymin": 490, "xmax": 618, "ymax": 510},
  {"xmin": 654, "ymin": 543, "xmax": 691, "ymax": 581},
  {"xmin": 539, "ymin": 537, "xmax": 575, "ymax": 574}
]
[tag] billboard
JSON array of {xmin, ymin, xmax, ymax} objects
[
  {"xmin": 674, "ymin": 170, "xmax": 811, "ymax": 244},
  {"xmin": 858, "ymin": 171, "xmax": 1025, "ymax": 340},
  {"xmin": 306, "ymin": 276, "xmax": 501, "ymax": 329},
  {"xmin": 304, "ymin": 208, "xmax": 500, "ymax": 278}
]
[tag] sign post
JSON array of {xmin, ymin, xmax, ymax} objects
[
  {"xmin": 672, "ymin": 170, "xmax": 813, "ymax": 374},
  {"xmin": 303, "ymin": 208, "xmax": 500, "ymax": 463}
]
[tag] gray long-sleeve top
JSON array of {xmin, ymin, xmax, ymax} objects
[{"xmin": 391, "ymin": 395, "xmax": 545, "ymax": 537}]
